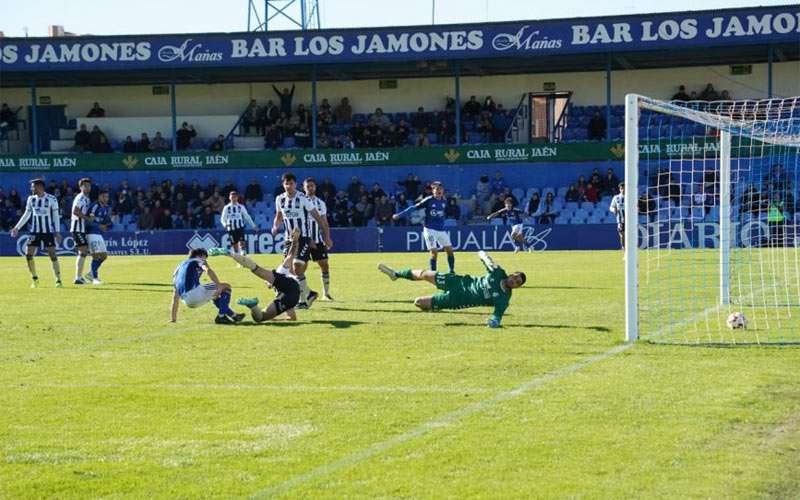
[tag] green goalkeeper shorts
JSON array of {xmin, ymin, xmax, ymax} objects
[{"xmin": 431, "ymin": 272, "xmax": 471, "ymax": 311}]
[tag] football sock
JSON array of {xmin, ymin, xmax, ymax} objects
[
  {"xmin": 447, "ymin": 254, "xmax": 455, "ymax": 272},
  {"xmin": 75, "ymin": 254, "xmax": 86, "ymax": 279},
  {"xmin": 50, "ymin": 257, "xmax": 61, "ymax": 281},
  {"xmin": 229, "ymin": 253, "xmax": 258, "ymax": 271},
  {"xmin": 395, "ymin": 269, "xmax": 415, "ymax": 280},
  {"xmin": 212, "ymin": 290, "xmax": 235, "ymax": 316},
  {"xmin": 429, "ymin": 258, "xmax": 437, "ymax": 271},
  {"xmin": 297, "ymin": 275, "xmax": 310, "ymax": 302},
  {"xmin": 25, "ymin": 255, "xmax": 37, "ymax": 278},
  {"xmin": 91, "ymin": 259, "xmax": 104, "ymax": 279},
  {"xmin": 321, "ymin": 271, "xmax": 330, "ymax": 295}
]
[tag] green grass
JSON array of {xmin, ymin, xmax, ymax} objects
[{"xmin": 1, "ymin": 251, "xmax": 800, "ymax": 498}]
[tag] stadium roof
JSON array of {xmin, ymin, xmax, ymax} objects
[{"xmin": 0, "ymin": 5, "xmax": 798, "ymax": 87}]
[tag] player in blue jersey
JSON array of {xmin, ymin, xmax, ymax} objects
[
  {"xmin": 84, "ymin": 191, "xmax": 112, "ymax": 285},
  {"xmin": 487, "ymin": 197, "xmax": 530, "ymax": 253},
  {"xmin": 170, "ymin": 248, "xmax": 245, "ymax": 325},
  {"xmin": 393, "ymin": 181, "xmax": 455, "ymax": 273}
]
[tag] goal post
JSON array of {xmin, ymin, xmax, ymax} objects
[{"xmin": 624, "ymin": 94, "xmax": 800, "ymax": 344}]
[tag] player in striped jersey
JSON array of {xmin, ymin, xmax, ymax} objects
[
  {"xmin": 10, "ymin": 179, "xmax": 63, "ymax": 288},
  {"xmin": 486, "ymin": 197, "xmax": 530, "ymax": 253},
  {"xmin": 272, "ymin": 172, "xmax": 332, "ymax": 308},
  {"xmin": 608, "ymin": 183, "xmax": 625, "ymax": 259},
  {"xmin": 70, "ymin": 178, "xmax": 93, "ymax": 284},
  {"xmin": 220, "ymin": 191, "xmax": 257, "ymax": 260},
  {"xmin": 302, "ymin": 177, "xmax": 334, "ymax": 300}
]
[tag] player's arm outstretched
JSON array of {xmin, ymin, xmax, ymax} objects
[
  {"xmin": 485, "ymin": 207, "xmax": 507, "ymax": 221},
  {"xmin": 392, "ymin": 196, "xmax": 428, "ymax": 221},
  {"xmin": 241, "ymin": 205, "xmax": 258, "ymax": 231},
  {"xmin": 479, "ymin": 250, "xmax": 498, "ymax": 271}
]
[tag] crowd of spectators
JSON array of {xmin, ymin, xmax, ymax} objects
[
  {"xmin": 671, "ymin": 84, "xmax": 733, "ymax": 102},
  {"xmin": 241, "ymin": 90, "xmax": 513, "ymax": 150}
]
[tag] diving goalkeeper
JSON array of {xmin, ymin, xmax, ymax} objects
[{"xmin": 378, "ymin": 251, "xmax": 526, "ymax": 328}]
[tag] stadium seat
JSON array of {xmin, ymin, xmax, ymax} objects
[
  {"xmin": 569, "ymin": 216, "xmax": 585, "ymax": 224},
  {"xmin": 444, "ymin": 218, "xmax": 458, "ymax": 227},
  {"xmin": 490, "ymin": 218, "xmax": 503, "ymax": 226},
  {"xmin": 512, "ymin": 188, "xmax": 524, "ymax": 200},
  {"xmin": 564, "ymin": 201, "xmax": 579, "ymax": 212},
  {"xmin": 556, "ymin": 186, "xmax": 568, "ymax": 198},
  {"xmin": 526, "ymin": 187, "xmax": 539, "ymax": 198}
]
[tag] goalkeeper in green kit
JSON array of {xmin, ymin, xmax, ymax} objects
[{"xmin": 378, "ymin": 251, "xmax": 526, "ymax": 328}]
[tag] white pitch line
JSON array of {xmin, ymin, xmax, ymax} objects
[
  {"xmin": 8, "ymin": 383, "xmax": 494, "ymax": 395},
  {"xmin": 252, "ymin": 342, "xmax": 633, "ymax": 499}
]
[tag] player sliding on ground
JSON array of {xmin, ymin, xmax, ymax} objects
[
  {"xmin": 171, "ymin": 248, "xmax": 246, "ymax": 325},
  {"xmin": 378, "ymin": 251, "xmax": 526, "ymax": 328},
  {"xmin": 209, "ymin": 227, "xmax": 304, "ymax": 322}
]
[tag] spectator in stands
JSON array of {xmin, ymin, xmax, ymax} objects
[
  {"xmin": 446, "ymin": 197, "xmax": 460, "ymax": 220},
  {"xmin": 565, "ymin": 184, "xmax": 581, "ymax": 202},
  {"xmin": 294, "ymin": 122, "xmax": 311, "ymax": 148},
  {"xmin": 393, "ymin": 193, "xmax": 411, "ymax": 225},
  {"xmin": 576, "ymin": 175, "xmax": 588, "ymax": 198},
  {"xmin": 197, "ymin": 206, "xmax": 216, "ymax": 229},
  {"xmin": 720, "ymin": 90, "xmax": 732, "ymax": 100},
  {"xmin": 89, "ymin": 125, "xmax": 111, "ymax": 153},
  {"xmin": 436, "ymin": 119, "xmax": 454, "ymax": 145},
  {"xmin": 319, "ymin": 98, "xmax": 333, "ymax": 125},
  {"xmin": 263, "ymin": 100, "xmax": 279, "ymax": 126},
  {"xmin": 374, "ymin": 195, "xmax": 394, "ymax": 226},
  {"xmin": 483, "ymin": 96, "xmax": 497, "ymax": 113},
  {"xmin": 8, "ymin": 188, "xmax": 21, "ymax": 210},
  {"xmin": 173, "ymin": 192, "xmax": 188, "ymax": 217},
  {"xmin": 492, "ymin": 107, "xmax": 509, "ymax": 142},
  {"xmin": 463, "ymin": 96, "xmax": 482, "ymax": 118},
  {"xmin": 332, "ymin": 191, "xmax": 350, "ymax": 227},
  {"xmin": 318, "ymin": 178, "xmax": 336, "ymax": 201},
  {"xmin": 414, "ymin": 132, "xmax": 430, "ymax": 147},
  {"xmin": 370, "ymin": 108, "xmax": 391, "ymax": 130},
  {"xmin": 534, "ymin": 192, "xmax": 559, "ymax": 224},
  {"xmin": 176, "ymin": 122, "xmax": 197, "ymax": 150},
  {"xmin": 350, "ymin": 121, "xmax": 366, "ymax": 147},
  {"xmin": 136, "ymin": 133, "xmax": 151, "ymax": 152},
  {"xmin": 639, "ymin": 192, "xmax": 656, "ymax": 221},
  {"xmin": 477, "ymin": 117, "xmax": 494, "ymax": 142},
  {"xmin": 222, "ymin": 179, "xmax": 237, "ymax": 197},
  {"xmin": 87, "ymin": 102, "xmax": 106, "ymax": 118},
  {"xmin": 397, "ymin": 174, "xmax": 421, "ymax": 200},
  {"xmin": 317, "ymin": 132, "xmax": 332, "ymax": 149},
  {"xmin": 601, "ymin": 168, "xmax": 620, "ymax": 196},
  {"xmin": 263, "ymin": 123, "xmax": 283, "ymax": 150},
  {"xmin": 156, "ymin": 207, "xmax": 174, "ymax": 229},
  {"xmin": 0, "ymin": 103, "xmax": 17, "ymax": 136},
  {"xmin": 122, "ymin": 136, "xmax": 137, "ymax": 153},
  {"xmin": 689, "ymin": 91, "xmax": 699, "ymax": 100},
  {"xmin": 475, "ymin": 175, "xmax": 491, "ymax": 206},
  {"xmin": 245, "ymin": 178, "xmax": 263, "ymax": 202},
  {"xmin": 74, "ymin": 124, "xmax": 91, "ymax": 152},
  {"xmin": 137, "ymin": 206, "xmax": 155, "ymax": 230},
  {"xmin": 296, "ymin": 104, "xmax": 311, "ymax": 127},
  {"xmin": 150, "ymin": 132, "xmax": 169, "ymax": 151},
  {"xmin": 765, "ymin": 164, "xmax": 789, "ymax": 191},
  {"xmin": 346, "ymin": 177, "xmax": 364, "ymax": 204},
  {"xmin": 341, "ymin": 133, "xmax": 355, "ymax": 149},
  {"xmin": 334, "ymin": 97, "xmax": 352, "ymax": 124},
  {"xmin": 369, "ymin": 183, "xmax": 386, "ymax": 203},
  {"xmin": 394, "ymin": 120, "xmax": 411, "ymax": 146},
  {"xmin": 276, "ymin": 111, "xmax": 291, "ymax": 135},
  {"xmin": 351, "ymin": 195, "xmax": 373, "ymax": 226},
  {"xmin": 411, "ymin": 107, "xmax": 428, "ymax": 133},
  {"xmin": 242, "ymin": 99, "xmax": 263, "ymax": 136},
  {"xmin": 587, "ymin": 111, "xmax": 607, "ymax": 141},
  {"xmin": 526, "ymin": 192, "xmax": 541, "ymax": 215},
  {"xmin": 585, "ymin": 183, "xmax": 599, "ymax": 204},
  {"xmin": 273, "ymin": 84, "xmax": 296, "ymax": 116},
  {"xmin": 210, "ymin": 134, "xmax": 226, "ymax": 151},
  {"xmin": 672, "ymin": 85, "xmax": 690, "ymax": 101},
  {"xmin": 490, "ymin": 171, "xmax": 507, "ymax": 196},
  {"xmin": 700, "ymin": 83, "xmax": 719, "ymax": 101},
  {"xmin": 445, "ymin": 97, "xmax": 456, "ymax": 114}
]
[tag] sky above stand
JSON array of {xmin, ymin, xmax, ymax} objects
[{"xmin": 0, "ymin": 0, "xmax": 797, "ymax": 37}]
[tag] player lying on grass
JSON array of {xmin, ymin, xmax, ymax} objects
[
  {"xmin": 378, "ymin": 251, "xmax": 526, "ymax": 328},
  {"xmin": 171, "ymin": 248, "xmax": 246, "ymax": 325},
  {"xmin": 209, "ymin": 227, "xmax": 304, "ymax": 322}
]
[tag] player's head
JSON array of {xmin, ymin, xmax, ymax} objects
[
  {"xmin": 504, "ymin": 197, "xmax": 514, "ymax": 209},
  {"xmin": 432, "ymin": 182, "xmax": 444, "ymax": 198},
  {"xmin": 618, "ymin": 182, "xmax": 624, "ymax": 194},
  {"xmin": 505, "ymin": 272, "xmax": 527, "ymax": 289},
  {"xmin": 30, "ymin": 178, "xmax": 45, "ymax": 195},
  {"xmin": 78, "ymin": 177, "xmax": 92, "ymax": 194},
  {"xmin": 303, "ymin": 177, "xmax": 317, "ymax": 197},
  {"xmin": 98, "ymin": 191, "xmax": 110, "ymax": 205},
  {"xmin": 229, "ymin": 190, "xmax": 239, "ymax": 203},
  {"xmin": 282, "ymin": 172, "xmax": 297, "ymax": 195},
  {"xmin": 189, "ymin": 248, "xmax": 208, "ymax": 260}
]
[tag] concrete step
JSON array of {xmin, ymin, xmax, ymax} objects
[{"xmin": 59, "ymin": 128, "xmax": 77, "ymax": 140}]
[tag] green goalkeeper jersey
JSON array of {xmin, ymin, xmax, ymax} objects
[{"xmin": 434, "ymin": 265, "xmax": 511, "ymax": 324}]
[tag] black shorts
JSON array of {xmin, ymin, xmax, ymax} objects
[
  {"xmin": 72, "ymin": 231, "xmax": 88, "ymax": 247},
  {"xmin": 228, "ymin": 228, "xmax": 246, "ymax": 245},
  {"xmin": 28, "ymin": 233, "xmax": 56, "ymax": 249},
  {"xmin": 284, "ymin": 236, "xmax": 313, "ymax": 263},
  {"xmin": 271, "ymin": 272, "xmax": 300, "ymax": 314},
  {"xmin": 310, "ymin": 241, "xmax": 328, "ymax": 262}
]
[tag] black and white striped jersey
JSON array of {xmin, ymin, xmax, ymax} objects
[
  {"xmin": 275, "ymin": 191, "xmax": 315, "ymax": 238},
  {"xmin": 70, "ymin": 193, "xmax": 92, "ymax": 233},
  {"xmin": 14, "ymin": 194, "xmax": 61, "ymax": 234},
  {"xmin": 305, "ymin": 195, "xmax": 327, "ymax": 243},
  {"xmin": 220, "ymin": 202, "xmax": 256, "ymax": 231}
]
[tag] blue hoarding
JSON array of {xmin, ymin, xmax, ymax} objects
[{"xmin": 1, "ymin": 7, "xmax": 797, "ymax": 72}]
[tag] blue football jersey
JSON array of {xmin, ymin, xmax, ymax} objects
[
  {"xmin": 501, "ymin": 207, "xmax": 525, "ymax": 225},
  {"xmin": 418, "ymin": 196, "xmax": 447, "ymax": 231},
  {"xmin": 173, "ymin": 258, "xmax": 205, "ymax": 296},
  {"xmin": 87, "ymin": 203, "xmax": 112, "ymax": 233}
]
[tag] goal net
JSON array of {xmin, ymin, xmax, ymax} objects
[{"xmin": 624, "ymin": 94, "xmax": 800, "ymax": 344}]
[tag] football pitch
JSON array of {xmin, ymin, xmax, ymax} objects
[{"xmin": 2, "ymin": 251, "xmax": 800, "ymax": 498}]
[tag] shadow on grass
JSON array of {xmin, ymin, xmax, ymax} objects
[
  {"xmin": 329, "ymin": 306, "xmax": 490, "ymax": 316},
  {"xmin": 82, "ymin": 287, "xmax": 172, "ymax": 293},
  {"xmin": 444, "ymin": 322, "xmax": 611, "ymax": 333},
  {"xmin": 236, "ymin": 319, "xmax": 365, "ymax": 329},
  {"xmin": 534, "ymin": 286, "xmax": 611, "ymax": 291},
  {"xmin": 113, "ymin": 282, "xmax": 175, "ymax": 287}
]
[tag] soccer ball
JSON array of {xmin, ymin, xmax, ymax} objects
[{"xmin": 726, "ymin": 312, "xmax": 748, "ymax": 329}]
